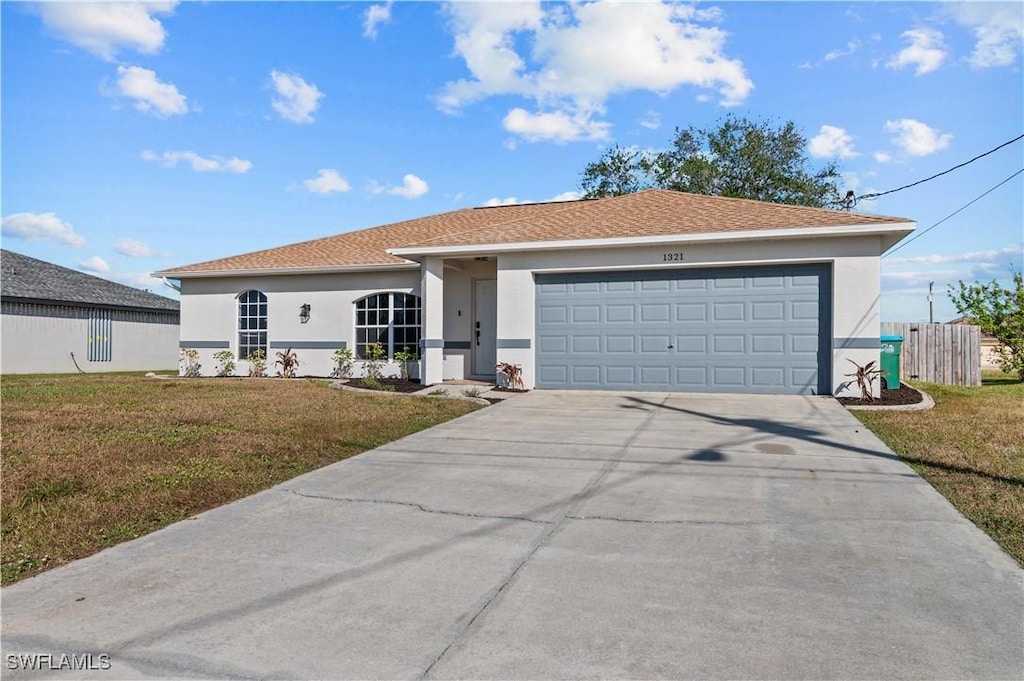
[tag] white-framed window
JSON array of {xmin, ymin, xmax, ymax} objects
[
  {"xmin": 354, "ymin": 292, "xmax": 421, "ymax": 359},
  {"xmin": 238, "ymin": 290, "xmax": 267, "ymax": 359}
]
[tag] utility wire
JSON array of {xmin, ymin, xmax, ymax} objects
[
  {"xmin": 856, "ymin": 133, "xmax": 1024, "ymax": 204},
  {"xmin": 884, "ymin": 167, "xmax": 1023, "ymax": 258}
]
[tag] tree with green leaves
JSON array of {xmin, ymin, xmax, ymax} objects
[
  {"xmin": 949, "ymin": 272, "xmax": 1024, "ymax": 379},
  {"xmin": 580, "ymin": 115, "xmax": 846, "ymax": 208}
]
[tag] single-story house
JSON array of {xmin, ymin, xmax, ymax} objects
[
  {"xmin": 155, "ymin": 189, "xmax": 914, "ymax": 396},
  {"xmin": 948, "ymin": 315, "xmax": 1003, "ymax": 369},
  {"xmin": 1, "ymin": 249, "xmax": 180, "ymax": 374}
]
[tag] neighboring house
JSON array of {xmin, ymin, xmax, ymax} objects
[
  {"xmin": 155, "ymin": 189, "xmax": 914, "ymax": 396},
  {"xmin": 948, "ymin": 315, "xmax": 1002, "ymax": 369},
  {"xmin": 1, "ymin": 250, "xmax": 180, "ymax": 374}
]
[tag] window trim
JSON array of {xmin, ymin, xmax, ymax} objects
[
  {"xmin": 353, "ymin": 291, "xmax": 421, "ymax": 360},
  {"xmin": 237, "ymin": 289, "xmax": 268, "ymax": 360}
]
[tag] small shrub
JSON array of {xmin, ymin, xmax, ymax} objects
[
  {"xmin": 213, "ymin": 350, "xmax": 236, "ymax": 377},
  {"xmin": 361, "ymin": 376, "xmax": 395, "ymax": 392},
  {"xmin": 275, "ymin": 348, "xmax": 300, "ymax": 378},
  {"xmin": 331, "ymin": 347, "xmax": 354, "ymax": 379},
  {"xmin": 427, "ymin": 388, "xmax": 449, "ymax": 396},
  {"xmin": 845, "ymin": 359, "xmax": 884, "ymax": 401},
  {"xmin": 496, "ymin": 362, "xmax": 525, "ymax": 390},
  {"xmin": 394, "ymin": 347, "xmax": 419, "ymax": 381},
  {"xmin": 179, "ymin": 348, "xmax": 201, "ymax": 377},
  {"xmin": 461, "ymin": 387, "xmax": 482, "ymax": 398},
  {"xmin": 247, "ymin": 348, "xmax": 268, "ymax": 378},
  {"xmin": 363, "ymin": 342, "xmax": 386, "ymax": 380}
]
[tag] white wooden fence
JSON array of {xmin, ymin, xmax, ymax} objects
[{"xmin": 881, "ymin": 322, "xmax": 982, "ymax": 387}]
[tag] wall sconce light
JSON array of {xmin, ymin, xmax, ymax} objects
[{"xmin": 299, "ymin": 303, "xmax": 311, "ymax": 324}]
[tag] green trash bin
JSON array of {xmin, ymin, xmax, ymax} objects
[{"xmin": 879, "ymin": 335, "xmax": 903, "ymax": 390}]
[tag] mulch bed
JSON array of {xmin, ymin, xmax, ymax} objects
[
  {"xmin": 346, "ymin": 378, "xmax": 423, "ymax": 393},
  {"xmin": 836, "ymin": 383, "xmax": 923, "ymax": 407},
  {"xmin": 492, "ymin": 387, "xmax": 529, "ymax": 393}
]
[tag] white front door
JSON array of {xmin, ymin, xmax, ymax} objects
[{"xmin": 474, "ymin": 279, "xmax": 497, "ymax": 376}]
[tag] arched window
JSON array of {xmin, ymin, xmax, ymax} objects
[
  {"xmin": 355, "ymin": 292, "xmax": 421, "ymax": 359},
  {"xmin": 238, "ymin": 290, "xmax": 267, "ymax": 359}
]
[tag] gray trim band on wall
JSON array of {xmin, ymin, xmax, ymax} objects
[
  {"xmin": 497, "ymin": 339, "xmax": 531, "ymax": 349},
  {"xmin": 421, "ymin": 339, "xmax": 445, "ymax": 349},
  {"xmin": 444, "ymin": 340, "xmax": 471, "ymax": 350},
  {"xmin": 180, "ymin": 340, "xmax": 229, "ymax": 349},
  {"xmin": 833, "ymin": 337, "xmax": 880, "ymax": 349},
  {"xmin": 269, "ymin": 341, "xmax": 347, "ymax": 349}
]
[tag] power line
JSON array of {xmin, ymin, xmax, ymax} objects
[
  {"xmin": 884, "ymin": 167, "xmax": 1023, "ymax": 258},
  {"xmin": 856, "ymin": 133, "xmax": 1024, "ymax": 205}
]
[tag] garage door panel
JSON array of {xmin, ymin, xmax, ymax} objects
[
  {"xmin": 639, "ymin": 366, "xmax": 671, "ymax": 385},
  {"xmin": 640, "ymin": 304, "xmax": 670, "ymax": 322},
  {"xmin": 605, "ymin": 366, "xmax": 636, "ymax": 384},
  {"xmin": 713, "ymin": 335, "xmax": 745, "ymax": 353},
  {"xmin": 571, "ymin": 366, "xmax": 602, "ymax": 384},
  {"xmin": 752, "ymin": 334, "xmax": 785, "ymax": 354},
  {"xmin": 605, "ymin": 305, "xmax": 635, "ymax": 323},
  {"xmin": 539, "ymin": 305, "xmax": 568, "ymax": 324},
  {"xmin": 712, "ymin": 302, "xmax": 745, "ymax": 322},
  {"xmin": 538, "ymin": 335, "xmax": 568, "ymax": 354},
  {"xmin": 676, "ymin": 366, "xmax": 709, "ymax": 387},
  {"xmin": 712, "ymin": 366, "xmax": 746, "ymax": 387},
  {"xmin": 535, "ymin": 264, "xmax": 830, "ymax": 394},
  {"xmin": 572, "ymin": 336, "xmax": 601, "ymax": 353},
  {"xmin": 605, "ymin": 336, "xmax": 635, "ymax": 353},
  {"xmin": 675, "ymin": 303, "xmax": 707, "ymax": 321},
  {"xmin": 675, "ymin": 335, "xmax": 707, "ymax": 353}
]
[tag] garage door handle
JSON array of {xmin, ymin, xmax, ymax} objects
[{"xmin": 667, "ymin": 344, "xmax": 674, "ymax": 349}]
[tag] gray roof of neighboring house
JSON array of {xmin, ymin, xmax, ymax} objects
[{"xmin": 1, "ymin": 249, "xmax": 179, "ymax": 313}]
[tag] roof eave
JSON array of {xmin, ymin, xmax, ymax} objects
[
  {"xmin": 152, "ymin": 261, "xmax": 420, "ymax": 279},
  {"xmin": 388, "ymin": 222, "xmax": 917, "ymax": 258}
]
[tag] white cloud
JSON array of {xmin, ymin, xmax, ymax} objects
[
  {"xmin": 886, "ymin": 244, "xmax": 1022, "ymax": 266},
  {"xmin": 114, "ymin": 238, "xmax": 156, "ymax": 257},
  {"xmin": 110, "ymin": 65, "xmax": 188, "ymax": 117},
  {"xmin": 547, "ymin": 191, "xmax": 583, "ymax": 202},
  {"xmin": 824, "ymin": 40, "xmax": 861, "ymax": 61},
  {"xmin": 639, "ymin": 110, "xmax": 661, "ymax": 130},
  {"xmin": 79, "ymin": 256, "xmax": 110, "ymax": 273},
  {"xmin": 947, "ymin": 3, "xmax": 1023, "ymax": 68},
  {"xmin": 303, "ymin": 169, "xmax": 351, "ymax": 194},
  {"xmin": 1, "ymin": 212, "xmax": 86, "ymax": 247},
  {"xmin": 874, "ymin": 151, "xmax": 892, "ymax": 163},
  {"xmin": 270, "ymin": 70, "xmax": 324, "ymax": 124},
  {"xmin": 34, "ymin": 2, "xmax": 175, "ymax": 60},
  {"xmin": 884, "ymin": 119, "xmax": 953, "ymax": 156},
  {"xmin": 809, "ymin": 125, "xmax": 858, "ymax": 159},
  {"xmin": 887, "ymin": 28, "xmax": 947, "ymax": 75},
  {"xmin": 503, "ymin": 107, "xmax": 611, "ymax": 143},
  {"xmin": 438, "ymin": 2, "xmax": 752, "ymax": 143},
  {"xmin": 388, "ymin": 174, "xmax": 429, "ymax": 199},
  {"xmin": 483, "ymin": 196, "xmax": 521, "ymax": 207},
  {"xmin": 363, "ymin": 2, "xmax": 392, "ymax": 39},
  {"xmin": 141, "ymin": 150, "xmax": 252, "ymax": 173},
  {"xmin": 482, "ymin": 190, "xmax": 582, "ymax": 207}
]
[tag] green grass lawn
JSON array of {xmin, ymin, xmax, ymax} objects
[
  {"xmin": 1, "ymin": 374, "xmax": 482, "ymax": 584},
  {"xmin": 853, "ymin": 371, "xmax": 1024, "ymax": 566}
]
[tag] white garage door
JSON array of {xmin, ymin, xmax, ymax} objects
[{"xmin": 535, "ymin": 264, "xmax": 832, "ymax": 394}]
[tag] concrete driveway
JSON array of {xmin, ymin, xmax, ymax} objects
[{"xmin": 2, "ymin": 391, "xmax": 1021, "ymax": 679}]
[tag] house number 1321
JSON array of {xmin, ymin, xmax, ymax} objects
[{"xmin": 662, "ymin": 253, "xmax": 684, "ymax": 262}]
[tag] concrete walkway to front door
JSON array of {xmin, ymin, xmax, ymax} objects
[{"xmin": 2, "ymin": 391, "xmax": 1021, "ymax": 679}]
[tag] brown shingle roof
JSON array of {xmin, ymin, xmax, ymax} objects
[{"xmin": 157, "ymin": 190, "xmax": 910, "ymax": 275}]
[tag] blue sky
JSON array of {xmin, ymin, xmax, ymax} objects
[{"xmin": 2, "ymin": 1, "xmax": 1021, "ymax": 323}]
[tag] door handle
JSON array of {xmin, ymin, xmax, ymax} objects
[
  {"xmin": 476, "ymin": 329, "xmax": 480, "ymax": 345},
  {"xmin": 667, "ymin": 344, "xmax": 674, "ymax": 349}
]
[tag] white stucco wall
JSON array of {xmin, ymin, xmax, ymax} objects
[
  {"xmin": 1, "ymin": 310, "xmax": 179, "ymax": 374},
  {"xmin": 492, "ymin": 234, "xmax": 885, "ymax": 396},
  {"xmin": 178, "ymin": 270, "xmax": 420, "ymax": 377}
]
